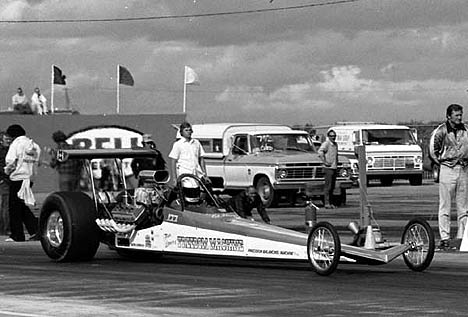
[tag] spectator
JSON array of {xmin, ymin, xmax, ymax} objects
[
  {"xmin": 318, "ymin": 129, "xmax": 339, "ymax": 209},
  {"xmin": 11, "ymin": 87, "xmax": 32, "ymax": 114},
  {"xmin": 228, "ymin": 186, "xmax": 271, "ymax": 224},
  {"xmin": 169, "ymin": 122, "xmax": 208, "ymax": 186},
  {"xmin": 131, "ymin": 134, "xmax": 166, "ymax": 185},
  {"xmin": 30, "ymin": 87, "xmax": 48, "ymax": 115},
  {"xmin": 429, "ymin": 103, "xmax": 468, "ymax": 251},
  {"xmin": 4, "ymin": 124, "xmax": 41, "ymax": 242},
  {"xmin": 49, "ymin": 130, "xmax": 83, "ymax": 191},
  {"xmin": 0, "ymin": 132, "xmax": 12, "ymax": 235}
]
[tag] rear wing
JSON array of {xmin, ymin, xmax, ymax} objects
[{"xmin": 56, "ymin": 148, "xmax": 159, "ymax": 162}]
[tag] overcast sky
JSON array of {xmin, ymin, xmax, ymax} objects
[{"xmin": 1, "ymin": 0, "xmax": 467, "ymax": 126}]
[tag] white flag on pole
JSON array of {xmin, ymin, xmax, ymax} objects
[{"xmin": 184, "ymin": 66, "xmax": 200, "ymax": 85}]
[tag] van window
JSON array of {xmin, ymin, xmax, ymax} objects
[
  {"xmin": 199, "ymin": 138, "xmax": 223, "ymax": 153},
  {"xmin": 362, "ymin": 129, "xmax": 416, "ymax": 145}
]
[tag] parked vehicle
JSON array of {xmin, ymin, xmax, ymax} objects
[
  {"xmin": 319, "ymin": 123, "xmax": 423, "ymax": 186},
  {"xmin": 188, "ymin": 123, "xmax": 353, "ymax": 207}
]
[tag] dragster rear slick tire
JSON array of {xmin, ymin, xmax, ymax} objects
[
  {"xmin": 307, "ymin": 222, "xmax": 341, "ymax": 276},
  {"xmin": 401, "ymin": 217, "xmax": 435, "ymax": 272},
  {"xmin": 39, "ymin": 192, "xmax": 100, "ymax": 262}
]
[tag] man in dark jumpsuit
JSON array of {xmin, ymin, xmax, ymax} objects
[{"xmin": 228, "ymin": 186, "xmax": 270, "ymax": 224}]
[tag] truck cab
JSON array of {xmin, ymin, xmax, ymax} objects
[{"xmin": 186, "ymin": 123, "xmax": 353, "ymax": 207}]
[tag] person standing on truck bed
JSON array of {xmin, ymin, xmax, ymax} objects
[
  {"xmin": 318, "ymin": 130, "xmax": 339, "ymax": 209},
  {"xmin": 169, "ymin": 122, "xmax": 208, "ymax": 186},
  {"xmin": 429, "ymin": 103, "xmax": 468, "ymax": 251}
]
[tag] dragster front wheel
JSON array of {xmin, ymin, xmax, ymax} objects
[
  {"xmin": 307, "ymin": 222, "xmax": 341, "ymax": 276},
  {"xmin": 401, "ymin": 217, "xmax": 435, "ymax": 272}
]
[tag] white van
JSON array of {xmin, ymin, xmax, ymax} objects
[
  {"xmin": 323, "ymin": 123, "xmax": 423, "ymax": 186},
  {"xmin": 185, "ymin": 123, "xmax": 353, "ymax": 207}
]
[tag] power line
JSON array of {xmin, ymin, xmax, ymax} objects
[{"xmin": 0, "ymin": 0, "xmax": 360, "ymax": 24}]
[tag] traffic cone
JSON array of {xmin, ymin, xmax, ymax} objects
[
  {"xmin": 364, "ymin": 225, "xmax": 375, "ymax": 249},
  {"xmin": 460, "ymin": 222, "xmax": 468, "ymax": 252}
]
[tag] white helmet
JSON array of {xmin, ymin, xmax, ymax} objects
[{"xmin": 181, "ymin": 177, "xmax": 201, "ymax": 204}]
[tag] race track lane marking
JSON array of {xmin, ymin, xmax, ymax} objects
[{"xmin": 0, "ymin": 311, "xmax": 49, "ymax": 317}]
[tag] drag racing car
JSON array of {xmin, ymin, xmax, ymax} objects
[{"xmin": 38, "ymin": 148, "xmax": 435, "ymax": 275}]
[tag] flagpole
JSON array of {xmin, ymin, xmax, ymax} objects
[
  {"xmin": 117, "ymin": 64, "xmax": 120, "ymax": 114},
  {"xmin": 51, "ymin": 64, "xmax": 55, "ymax": 114},
  {"xmin": 183, "ymin": 66, "xmax": 187, "ymax": 113}
]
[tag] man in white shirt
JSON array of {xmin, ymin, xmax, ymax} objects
[
  {"xmin": 4, "ymin": 124, "xmax": 40, "ymax": 242},
  {"xmin": 30, "ymin": 87, "xmax": 48, "ymax": 115},
  {"xmin": 11, "ymin": 87, "xmax": 31, "ymax": 113},
  {"xmin": 169, "ymin": 122, "xmax": 207, "ymax": 186}
]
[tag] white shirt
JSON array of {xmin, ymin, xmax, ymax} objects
[
  {"xmin": 169, "ymin": 138, "xmax": 205, "ymax": 177},
  {"xmin": 12, "ymin": 93, "xmax": 28, "ymax": 106},
  {"xmin": 5, "ymin": 136, "xmax": 41, "ymax": 181},
  {"xmin": 31, "ymin": 93, "xmax": 48, "ymax": 115}
]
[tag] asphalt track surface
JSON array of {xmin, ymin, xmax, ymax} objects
[{"xmin": 1, "ymin": 180, "xmax": 468, "ymax": 316}]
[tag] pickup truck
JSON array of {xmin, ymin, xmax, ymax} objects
[{"xmin": 186, "ymin": 123, "xmax": 353, "ymax": 207}]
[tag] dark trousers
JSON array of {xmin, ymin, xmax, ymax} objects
[
  {"xmin": 324, "ymin": 168, "xmax": 337, "ymax": 206},
  {"xmin": 8, "ymin": 180, "xmax": 37, "ymax": 241}
]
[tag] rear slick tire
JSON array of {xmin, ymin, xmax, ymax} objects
[{"xmin": 39, "ymin": 192, "xmax": 100, "ymax": 262}]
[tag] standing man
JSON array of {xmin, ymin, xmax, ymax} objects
[
  {"xmin": 131, "ymin": 134, "xmax": 166, "ymax": 185},
  {"xmin": 0, "ymin": 132, "xmax": 12, "ymax": 236},
  {"xmin": 4, "ymin": 124, "xmax": 40, "ymax": 242},
  {"xmin": 228, "ymin": 186, "xmax": 271, "ymax": 224},
  {"xmin": 169, "ymin": 122, "xmax": 208, "ymax": 185},
  {"xmin": 318, "ymin": 130, "xmax": 339, "ymax": 209},
  {"xmin": 49, "ymin": 130, "xmax": 83, "ymax": 191},
  {"xmin": 30, "ymin": 87, "xmax": 48, "ymax": 115},
  {"xmin": 429, "ymin": 104, "xmax": 468, "ymax": 251}
]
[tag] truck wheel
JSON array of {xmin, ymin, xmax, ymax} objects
[
  {"xmin": 256, "ymin": 176, "xmax": 278, "ymax": 208},
  {"xmin": 401, "ymin": 217, "xmax": 435, "ymax": 272},
  {"xmin": 39, "ymin": 192, "xmax": 100, "ymax": 262},
  {"xmin": 307, "ymin": 222, "xmax": 341, "ymax": 276},
  {"xmin": 409, "ymin": 175, "xmax": 423, "ymax": 186}
]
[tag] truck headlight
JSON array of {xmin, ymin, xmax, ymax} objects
[
  {"xmin": 277, "ymin": 169, "xmax": 288, "ymax": 179},
  {"xmin": 338, "ymin": 168, "xmax": 350, "ymax": 178},
  {"xmin": 415, "ymin": 156, "xmax": 422, "ymax": 164},
  {"xmin": 367, "ymin": 157, "xmax": 374, "ymax": 167}
]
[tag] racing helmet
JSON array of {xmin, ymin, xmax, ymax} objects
[{"xmin": 181, "ymin": 177, "xmax": 201, "ymax": 204}]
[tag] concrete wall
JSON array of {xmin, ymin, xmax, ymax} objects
[{"xmin": 0, "ymin": 113, "xmax": 185, "ymax": 193}]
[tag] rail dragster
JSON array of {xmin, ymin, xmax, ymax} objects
[{"xmin": 38, "ymin": 148, "xmax": 435, "ymax": 275}]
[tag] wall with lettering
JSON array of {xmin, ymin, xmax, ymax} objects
[{"xmin": 0, "ymin": 113, "xmax": 185, "ymax": 192}]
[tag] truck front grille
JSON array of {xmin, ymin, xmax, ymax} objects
[
  {"xmin": 282, "ymin": 163, "xmax": 326, "ymax": 179},
  {"xmin": 372, "ymin": 156, "xmax": 415, "ymax": 169}
]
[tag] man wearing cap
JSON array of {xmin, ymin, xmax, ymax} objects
[
  {"xmin": 49, "ymin": 130, "xmax": 83, "ymax": 191},
  {"xmin": 4, "ymin": 124, "xmax": 40, "ymax": 242},
  {"xmin": 131, "ymin": 134, "xmax": 166, "ymax": 185}
]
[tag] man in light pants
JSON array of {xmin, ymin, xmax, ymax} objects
[{"xmin": 430, "ymin": 104, "xmax": 468, "ymax": 251}]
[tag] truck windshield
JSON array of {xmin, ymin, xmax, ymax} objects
[
  {"xmin": 251, "ymin": 134, "xmax": 316, "ymax": 152},
  {"xmin": 362, "ymin": 129, "xmax": 417, "ymax": 145}
]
